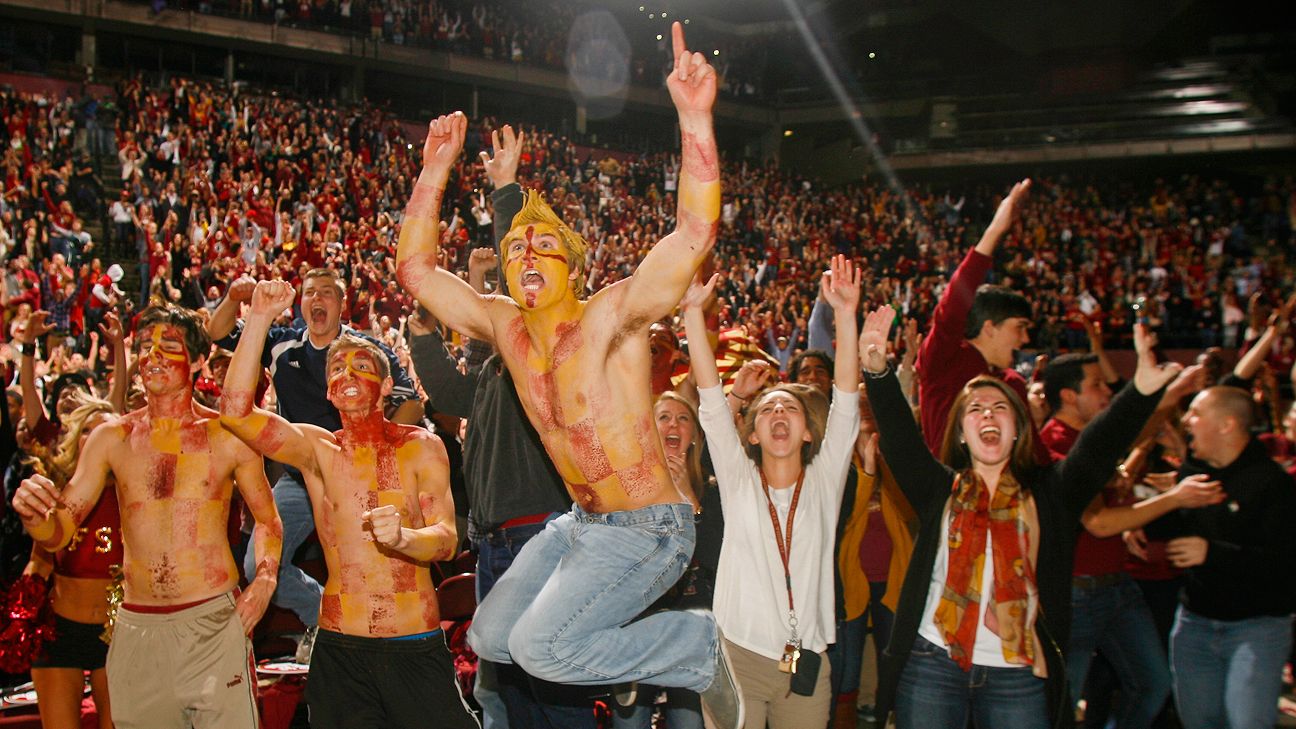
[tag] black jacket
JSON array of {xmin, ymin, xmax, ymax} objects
[
  {"xmin": 867, "ymin": 369, "xmax": 1160, "ymax": 728},
  {"xmin": 1146, "ymin": 438, "xmax": 1296, "ymax": 620}
]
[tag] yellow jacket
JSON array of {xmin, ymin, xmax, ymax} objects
[{"xmin": 838, "ymin": 458, "xmax": 916, "ymax": 620}]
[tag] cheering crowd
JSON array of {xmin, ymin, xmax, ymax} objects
[{"xmin": 2, "ymin": 18, "xmax": 1296, "ymax": 729}]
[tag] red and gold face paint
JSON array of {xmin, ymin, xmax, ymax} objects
[
  {"xmin": 139, "ymin": 325, "xmax": 191, "ymax": 386},
  {"xmin": 504, "ymin": 223, "xmax": 570, "ymax": 309},
  {"xmin": 327, "ymin": 349, "xmax": 384, "ymax": 409}
]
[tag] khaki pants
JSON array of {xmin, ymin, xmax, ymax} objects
[
  {"xmin": 726, "ymin": 638, "xmax": 832, "ymax": 729},
  {"xmin": 107, "ymin": 593, "xmax": 258, "ymax": 729}
]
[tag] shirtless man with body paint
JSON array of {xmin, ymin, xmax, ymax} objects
[
  {"xmin": 11, "ymin": 303, "xmax": 282, "ymax": 729},
  {"xmin": 219, "ymin": 280, "xmax": 478, "ymax": 729},
  {"xmin": 397, "ymin": 22, "xmax": 743, "ymax": 729}
]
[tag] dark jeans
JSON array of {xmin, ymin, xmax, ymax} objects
[
  {"xmin": 472, "ymin": 517, "xmax": 597, "ymax": 729},
  {"xmin": 829, "ymin": 580, "xmax": 893, "ymax": 697},
  {"xmin": 1067, "ymin": 576, "xmax": 1171, "ymax": 729},
  {"xmin": 895, "ymin": 636, "xmax": 1047, "ymax": 729}
]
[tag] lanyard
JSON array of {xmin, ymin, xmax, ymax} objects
[{"xmin": 759, "ymin": 466, "xmax": 806, "ymax": 628}]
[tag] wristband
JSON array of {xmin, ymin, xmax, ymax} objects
[{"xmin": 864, "ymin": 364, "xmax": 891, "ymax": 379}]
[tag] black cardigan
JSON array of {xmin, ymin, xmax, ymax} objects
[{"xmin": 867, "ymin": 369, "xmax": 1161, "ymax": 728}]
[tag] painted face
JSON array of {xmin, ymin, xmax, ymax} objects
[
  {"xmin": 795, "ymin": 355, "xmax": 832, "ymax": 397},
  {"xmin": 301, "ymin": 277, "xmax": 343, "ymax": 339},
  {"xmin": 960, "ymin": 386, "xmax": 1018, "ymax": 468},
  {"xmin": 654, "ymin": 399, "xmax": 696, "ymax": 459},
  {"xmin": 137, "ymin": 324, "xmax": 192, "ymax": 392},
  {"xmin": 750, "ymin": 390, "xmax": 812, "ymax": 461},
  {"xmin": 503, "ymin": 223, "xmax": 572, "ymax": 310},
  {"xmin": 326, "ymin": 348, "xmax": 384, "ymax": 411},
  {"xmin": 983, "ymin": 317, "xmax": 1031, "ymax": 369}
]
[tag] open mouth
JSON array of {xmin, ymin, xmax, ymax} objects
[
  {"xmin": 770, "ymin": 421, "xmax": 790, "ymax": 441},
  {"xmin": 664, "ymin": 434, "xmax": 682, "ymax": 451},
  {"xmin": 521, "ymin": 269, "xmax": 544, "ymax": 291},
  {"xmin": 310, "ymin": 306, "xmax": 328, "ymax": 325},
  {"xmin": 341, "ymin": 385, "xmax": 359, "ymax": 397},
  {"xmin": 978, "ymin": 425, "xmax": 1002, "ymax": 446}
]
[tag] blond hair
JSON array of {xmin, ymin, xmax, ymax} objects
[{"xmin": 504, "ymin": 190, "xmax": 589, "ymax": 297}]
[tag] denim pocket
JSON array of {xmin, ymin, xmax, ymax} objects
[{"xmin": 909, "ymin": 636, "xmax": 946, "ymax": 657}]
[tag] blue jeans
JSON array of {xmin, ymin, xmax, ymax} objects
[
  {"xmin": 829, "ymin": 580, "xmax": 893, "ymax": 696},
  {"xmin": 611, "ymin": 686, "xmax": 702, "ymax": 729},
  {"xmin": 473, "ymin": 517, "xmax": 596, "ymax": 729},
  {"xmin": 1169, "ymin": 606, "xmax": 1292, "ymax": 729},
  {"xmin": 467, "ymin": 503, "xmax": 715, "ymax": 691},
  {"xmin": 895, "ymin": 636, "xmax": 1047, "ymax": 729},
  {"xmin": 1067, "ymin": 576, "xmax": 1171, "ymax": 729},
  {"xmin": 244, "ymin": 473, "xmax": 321, "ymax": 626}
]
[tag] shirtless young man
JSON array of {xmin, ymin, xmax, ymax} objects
[
  {"xmin": 219, "ymin": 280, "xmax": 478, "ymax": 729},
  {"xmin": 396, "ymin": 22, "xmax": 742, "ymax": 729},
  {"xmin": 11, "ymin": 303, "xmax": 282, "ymax": 729}
]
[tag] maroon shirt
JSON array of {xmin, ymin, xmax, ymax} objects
[
  {"xmin": 916, "ymin": 249, "xmax": 1037, "ymax": 458},
  {"xmin": 1041, "ymin": 418, "xmax": 1129, "ymax": 576}
]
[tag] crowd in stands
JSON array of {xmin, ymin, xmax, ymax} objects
[
  {"xmin": 2, "ymin": 69, "xmax": 1296, "ymax": 727},
  {"xmin": 136, "ymin": 0, "xmax": 770, "ymax": 99}
]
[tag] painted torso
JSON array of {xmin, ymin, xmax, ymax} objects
[
  {"xmin": 307, "ymin": 421, "xmax": 446, "ymax": 637},
  {"xmin": 104, "ymin": 411, "xmax": 243, "ymax": 605},
  {"xmin": 489, "ymin": 295, "xmax": 681, "ymax": 513}
]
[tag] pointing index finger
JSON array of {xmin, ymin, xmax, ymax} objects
[{"xmin": 671, "ymin": 21, "xmax": 685, "ymax": 61}]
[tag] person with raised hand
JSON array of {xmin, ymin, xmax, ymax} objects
[
  {"xmin": 397, "ymin": 21, "xmax": 744, "ymax": 729},
  {"xmin": 859, "ymin": 306, "xmax": 1181, "ymax": 729},
  {"xmin": 219, "ymin": 280, "xmax": 477, "ymax": 729},
  {"xmin": 12, "ymin": 301, "xmax": 282, "ymax": 729},
  {"xmin": 683, "ymin": 253, "xmax": 862, "ymax": 729},
  {"xmin": 917, "ymin": 180, "xmax": 1037, "ymax": 455}
]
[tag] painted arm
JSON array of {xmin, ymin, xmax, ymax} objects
[
  {"xmin": 219, "ymin": 281, "xmax": 321, "ymax": 474},
  {"xmin": 232, "ymin": 447, "xmax": 282, "ymax": 634},
  {"xmin": 619, "ymin": 22, "xmax": 719, "ymax": 329},
  {"xmin": 395, "ymin": 112, "xmax": 495, "ymax": 342},
  {"xmin": 363, "ymin": 436, "xmax": 458, "ymax": 563},
  {"xmin": 11, "ymin": 424, "xmax": 115, "ymax": 551}
]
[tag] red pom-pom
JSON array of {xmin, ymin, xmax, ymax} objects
[{"xmin": 0, "ymin": 575, "xmax": 56, "ymax": 673}]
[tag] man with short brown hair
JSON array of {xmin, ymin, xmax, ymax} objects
[{"xmin": 12, "ymin": 302, "xmax": 282, "ymax": 729}]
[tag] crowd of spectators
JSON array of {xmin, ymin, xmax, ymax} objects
[
  {"xmin": 135, "ymin": 0, "xmax": 770, "ymax": 100},
  {"xmin": 2, "ymin": 66, "xmax": 1296, "ymax": 727},
  {"xmin": 3, "ymin": 75, "xmax": 1296, "ymax": 410}
]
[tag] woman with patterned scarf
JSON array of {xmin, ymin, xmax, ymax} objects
[{"xmin": 858, "ymin": 306, "xmax": 1184, "ymax": 729}]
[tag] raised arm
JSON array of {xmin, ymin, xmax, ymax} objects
[
  {"xmin": 219, "ymin": 280, "xmax": 321, "ymax": 474},
  {"xmin": 396, "ymin": 112, "xmax": 495, "ymax": 342},
  {"xmin": 619, "ymin": 22, "xmax": 719, "ymax": 328},
  {"xmin": 861, "ymin": 306, "xmax": 953, "ymax": 512},
  {"xmin": 17, "ymin": 311, "xmax": 53, "ymax": 426},
  {"xmin": 682, "ymin": 273, "xmax": 722, "ymax": 390},
  {"xmin": 363, "ymin": 436, "xmax": 457, "ymax": 563},
  {"xmin": 1232, "ymin": 291, "xmax": 1294, "ymax": 383},
  {"xmin": 231, "ymin": 445, "xmax": 282, "ymax": 634},
  {"xmin": 11, "ymin": 423, "xmax": 115, "ymax": 552},
  {"xmin": 820, "ymin": 254, "xmax": 861, "ymax": 393},
  {"xmin": 973, "ymin": 179, "xmax": 1030, "ymax": 257},
  {"xmin": 100, "ymin": 312, "xmax": 129, "ymax": 414},
  {"xmin": 206, "ymin": 274, "xmax": 255, "ymax": 342},
  {"xmin": 1056, "ymin": 323, "xmax": 1182, "ymax": 516}
]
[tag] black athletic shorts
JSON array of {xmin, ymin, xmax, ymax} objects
[
  {"xmin": 305, "ymin": 628, "xmax": 479, "ymax": 729},
  {"xmin": 31, "ymin": 614, "xmax": 109, "ymax": 670}
]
